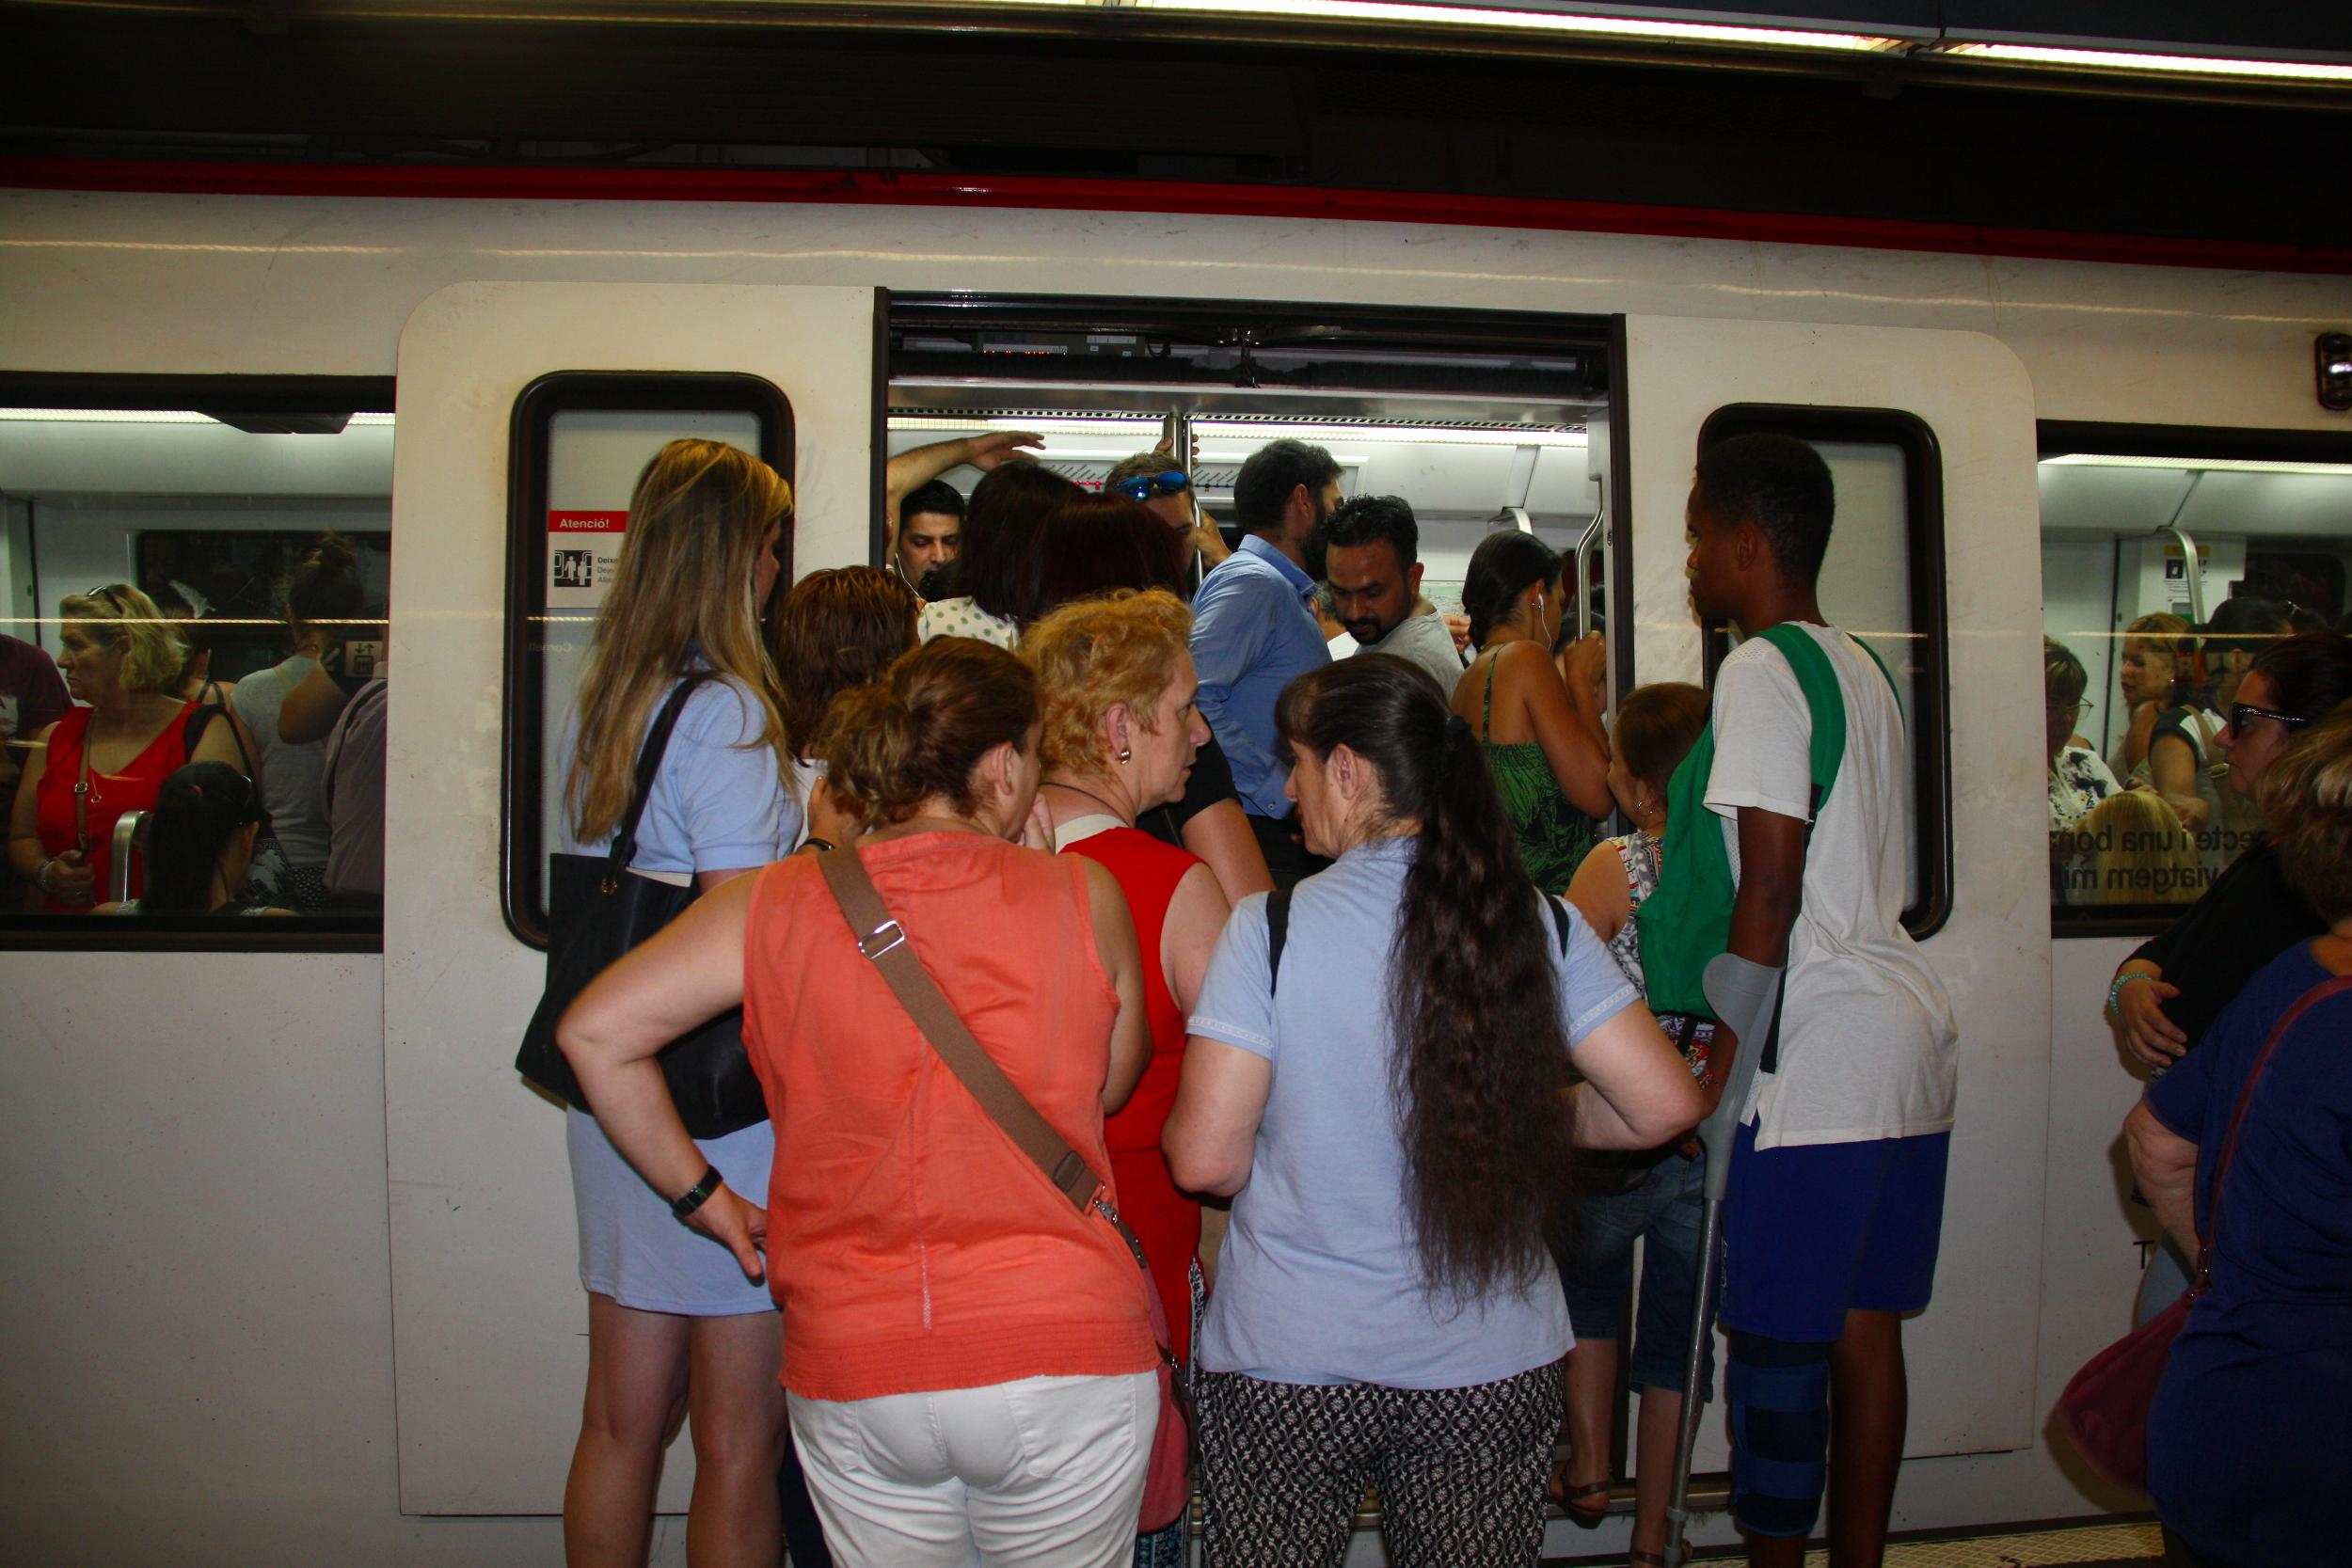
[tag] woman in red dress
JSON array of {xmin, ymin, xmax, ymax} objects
[
  {"xmin": 8, "ymin": 583, "xmax": 244, "ymax": 910},
  {"xmin": 1023, "ymin": 586, "xmax": 1232, "ymax": 1372}
]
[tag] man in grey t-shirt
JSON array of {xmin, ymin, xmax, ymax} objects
[{"xmin": 1323, "ymin": 495, "xmax": 1466, "ymax": 696}]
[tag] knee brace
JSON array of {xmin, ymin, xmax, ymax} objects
[{"xmin": 1725, "ymin": 1330, "xmax": 1832, "ymax": 1539}]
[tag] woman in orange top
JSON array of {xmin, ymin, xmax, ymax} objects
[{"xmin": 562, "ymin": 637, "xmax": 1160, "ymax": 1568}]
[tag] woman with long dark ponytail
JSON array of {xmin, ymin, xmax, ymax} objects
[{"xmin": 1165, "ymin": 655, "xmax": 1698, "ymax": 1566}]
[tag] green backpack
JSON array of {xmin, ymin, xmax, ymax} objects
[{"xmin": 1638, "ymin": 623, "xmax": 1894, "ymax": 1022}]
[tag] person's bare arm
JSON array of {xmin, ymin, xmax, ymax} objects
[
  {"xmin": 1562, "ymin": 1002, "xmax": 1704, "ymax": 1149},
  {"xmin": 1514, "ymin": 642, "xmax": 1614, "ymax": 819},
  {"xmin": 188, "ymin": 709, "xmax": 246, "ymax": 771},
  {"xmin": 1164, "ymin": 1037, "xmax": 1272, "ymax": 1196},
  {"xmin": 558, "ymin": 874, "xmax": 769, "ymax": 1280},
  {"xmin": 1697, "ymin": 804, "xmax": 1807, "ymax": 1117},
  {"xmin": 1179, "ymin": 799, "xmax": 1276, "ymax": 904},
  {"xmin": 6, "ymin": 721, "xmax": 66, "ymax": 895},
  {"xmin": 883, "ymin": 431, "xmax": 1043, "ymax": 539},
  {"xmin": 1082, "ymin": 857, "xmax": 1151, "ymax": 1113},
  {"xmin": 2148, "ymin": 731, "xmax": 2210, "ymax": 832},
  {"xmin": 1160, "ymin": 861, "xmax": 1231, "ymax": 1017},
  {"xmin": 2125, "ymin": 1101, "xmax": 2200, "ymax": 1257},
  {"xmin": 2120, "ymin": 701, "xmax": 2160, "ymax": 775},
  {"xmin": 1563, "ymin": 838, "xmax": 1633, "ymax": 948}
]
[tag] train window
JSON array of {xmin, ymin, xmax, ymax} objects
[
  {"xmin": 1697, "ymin": 407, "xmax": 1953, "ymax": 940},
  {"xmin": 501, "ymin": 373, "xmax": 794, "ymax": 949},
  {"xmin": 0, "ymin": 381, "xmax": 392, "ymax": 950},
  {"xmin": 2038, "ymin": 424, "xmax": 2352, "ymax": 932}
]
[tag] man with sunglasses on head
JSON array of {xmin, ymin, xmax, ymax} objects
[{"xmin": 1104, "ymin": 448, "xmax": 1231, "ymax": 581}]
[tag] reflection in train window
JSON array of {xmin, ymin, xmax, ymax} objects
[
  {"xmin": 1698, "ymin": 408, "xmax": 1952, "ymax": 939},
  {"xmin": 2038, "ymin": 436, "xmax": 2352, "ymax": 928},
  {"xmin": 0, "ymin": 395, "xmax": 390, "ymax": 947}
]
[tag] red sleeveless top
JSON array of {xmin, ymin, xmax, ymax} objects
[
  {"xmin": 34, "ymin": 703, "xmax": 196, "ymax": 911},
  {"xmin": 740, "ymin": 832, "xmax": 1158, "ymax": 1402},
  {"xmin": 1063, "ymin": 824, "xmax": 1205, "ymax": 1363}
]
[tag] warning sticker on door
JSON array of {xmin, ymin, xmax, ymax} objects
[{"xmin": 548, "ymin": 511, "xmax": 628, "ymax": 610}]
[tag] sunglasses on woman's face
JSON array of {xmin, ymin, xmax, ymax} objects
[
  {"xmin": 2231, "ymin": 702, "xmax": 2307, "ymax": 734},
  {"xmin": 1113, "ymin": 470, "xmax": 1190, "ymax": 501}
]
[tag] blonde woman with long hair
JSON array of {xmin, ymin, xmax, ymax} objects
[{"xmin": 554, "ymin": 439, "xmax": 812, "ymax": 1568}]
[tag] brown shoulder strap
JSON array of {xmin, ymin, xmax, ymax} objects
[{"xmin": 816, "ymin": 846, "xmax": 1102, "ymax": 1212}]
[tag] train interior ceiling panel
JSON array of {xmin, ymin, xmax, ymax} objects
[{"xmin": 2, "ymin": 0, "xmax": 2350, "ymax": 1562}]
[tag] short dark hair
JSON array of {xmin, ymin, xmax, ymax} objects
[
  {"xmin": 1104, "ymin": 451, "xmax": 1188, "ymax": 491},
  {"xmin": 1232, "ymin": 438, "xmax": 1341, "ymax": 534},
  {"xmin": 899, "ymin": 479, "xmax": 964, "ymax": 525},
  {"xmin": 2044, "ymin": 636, "xmax": 2090, "ymax": 707},
  {"xmin": 959, "ymin": 464, "xmax": 1080, "ymax": 622},
  {"xmin": 2249, "ymin": 631, "xmax": 2352, "ymax": 726},
  {"xmin": 1694, "ymin": 433, "xmax": 1836, "ymax": 585},
  {"xmin": 1322, "ymin": 494, "xmax": 1418, "ymax": 573}
]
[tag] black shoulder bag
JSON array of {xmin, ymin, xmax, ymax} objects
[{"xmin": 514, "ymin": 678, "xmax": 769, "ymax": 1139}]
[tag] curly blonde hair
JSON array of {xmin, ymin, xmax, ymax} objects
[
  {"xmin": 1020, "ymin": 590, "xmax": 1193, "ymax": 776},
  {"xmin": 59, "ymin": 583, "xmax": 184, "ymax": 695}
]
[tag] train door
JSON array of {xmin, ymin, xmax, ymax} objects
[
  {"xmin": 381, "ymin": 282, "xmax": 880, "ymax": 1513},
  {"xmin": 1619, "ymin": 317, "xmax": 2048, "ymax": 1497}
]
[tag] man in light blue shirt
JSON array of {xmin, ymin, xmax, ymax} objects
[{"xmin": 1188, "ymin": 438, "xmax": 1341, "ymax": 884}]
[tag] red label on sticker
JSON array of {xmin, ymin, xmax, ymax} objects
[{"xmin": 548, "ymin": 510, "xmax": 628, "ymax": 533}]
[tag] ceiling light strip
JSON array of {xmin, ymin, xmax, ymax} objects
[
  {"xmin": 1937, "ymin": 41, "xmax": 2352, "ymax": 85},
  {"xmin": 1126, "ymin": 0, "xmax": 1900, "ymax": 52}
]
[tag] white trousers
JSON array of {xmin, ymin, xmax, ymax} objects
[{"xmin": 788, "ymin": 1370, "xmax": 1158, "ymax": 1568}]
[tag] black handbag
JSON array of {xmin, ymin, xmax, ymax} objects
[{"xmin": 514, "ymin": 676, "xmax": 769, "ymax": 1139}]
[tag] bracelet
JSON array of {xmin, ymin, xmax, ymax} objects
[
  {"xmin": 2107, "ymin": 969, "xmax": 2153, "ymax": 1022},
  {"xmin": 670, "ymin": 1164, "xmax": 724, "ymax": 1221},
  {"xmin": 803, "ymin": 836, "xmax": 836, "ymax": 854},
  {"xmin": 34, "ymin": 856, "xmax": 57, "ymax": 894}
]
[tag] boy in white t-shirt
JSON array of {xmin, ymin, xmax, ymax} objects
[{"xmin": 1685, "ymin": 435, "xmax": 1958, "ymax": 1568}]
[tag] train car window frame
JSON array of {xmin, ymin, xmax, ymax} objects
[
  {"xmin": 0, "ymin": 373, "xmax": 394, "ymax": 954},
  {"xmin": 2040, "ymin": 420, "xmax": 2352, "ymax": 941},
  {"xmin": 500, "ymin": 372, "xmax": 795, "ymax": 950},
  {"xmin": 1697, "ymin": 404, "xmax": 1955, "ymax": 941}
]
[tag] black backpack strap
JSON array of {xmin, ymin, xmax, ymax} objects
[
  {"xmin": 1264, "ymin": 887, "xmax": 1293, "ymax": 998},
  {"xmin": 605, "ymin": 676, "xmax": 708, "ymax": 888},
  {"xmin": 1546, "ymin": 893, "xmax": 1572, "ymax": 955}
]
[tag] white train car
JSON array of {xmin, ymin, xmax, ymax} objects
[{"xmin": 1, "ymin": 164, "xmax": 2346, "ymax": 1567}]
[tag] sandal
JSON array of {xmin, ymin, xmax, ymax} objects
[{"xmin": 1548, "ymin": 1471, "xmax": 1612, "ymax": 1528}]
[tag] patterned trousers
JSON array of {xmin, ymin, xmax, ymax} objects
[{"xmin": 1193, "ymin": 1361, "xmax": 1564, "ymax": 1568}]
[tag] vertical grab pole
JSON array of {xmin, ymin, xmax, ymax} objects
[{"xmin": 1573, "ymin": 485, "xmax": 1606, "ymax": 641}]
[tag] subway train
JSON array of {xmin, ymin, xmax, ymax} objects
[{"xmin": 1, "ymin": 165, "xmax": 2347, "ymax": 1568}]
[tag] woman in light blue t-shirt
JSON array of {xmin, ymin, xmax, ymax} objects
[
  {"xmin": 1165, "ymin": 656, "xmax": 1700, "ymax": 1567},
  {"xmin": 552, "ymin": 438, "xmax": 819, "ymax": 1568}
]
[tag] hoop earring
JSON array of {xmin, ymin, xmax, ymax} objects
[{"xmin": 1117, "ymin": 747, "xmax": 1133, "ymax": 765}]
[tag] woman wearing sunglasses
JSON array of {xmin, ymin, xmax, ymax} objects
[
  {"xmin": 8, "ymin": 582, "xmax": 246, "ymax": 911},
  {"xmin": 2107, "ymin": 631, "xmax": 2352, "ymax": 1315}
]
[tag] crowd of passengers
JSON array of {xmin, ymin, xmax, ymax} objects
[{"xmin": 7, "ymin": 428, "xmax": 2349, "ymax": 1568}]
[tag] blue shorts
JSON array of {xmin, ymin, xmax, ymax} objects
[
  {"xmin": 1720, "ymin": 1123, "xmax": 1949, "ymax": 1343},
  {"xmin": 1559, "ymin": 1149, "xmax": 1717, "ymax": 1397}
]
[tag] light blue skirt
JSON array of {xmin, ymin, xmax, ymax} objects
[{"xmin": 567, "ymin": 1108, "xmax": 778, "ymax": 1317}]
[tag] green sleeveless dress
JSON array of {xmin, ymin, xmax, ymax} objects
[{"xmin": 1478, "ymin": 652, "xmax": 1595, "ymax": 895}]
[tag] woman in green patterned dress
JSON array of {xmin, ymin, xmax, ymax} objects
[{"xmin": 1449, "ymin": 531, "xmax": 1613, "ymax": 893}]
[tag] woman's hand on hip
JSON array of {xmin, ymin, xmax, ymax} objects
[{"xmin": 687, "ymin": 1187, "xmax": 771, "ymax": 1285}]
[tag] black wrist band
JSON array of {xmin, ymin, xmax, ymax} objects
[
  {"xmin": 803, "ymin": 836, "xmax": 836, "ymax": 853},
  {"xmin": 670, "ymin": 1164, "xmax": 724, "ymax": 1220}
]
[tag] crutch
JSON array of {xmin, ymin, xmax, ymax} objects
[{"xmin": 1660, "ymin": 951, "xmax": 1782, "ymax": 1568}]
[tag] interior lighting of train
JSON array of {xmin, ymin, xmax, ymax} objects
[
  {"xmin": 1930, "ymin": 41, "xmax": 2352, "ymax": 85},
  {"xmin": 887, "ymin": 415, "xmax": 1589, "ymax": 448},
  {"xmin": 1122, "ymin": 0, "xmax": 1903, "ymax": 52},
  {"xmin": 2042, "ymin": 453, "xmax": 2352, "ymax": 476},
  {"xmin": 0, "ymin": 409, "xmax": 397, "ymax": 426}
]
